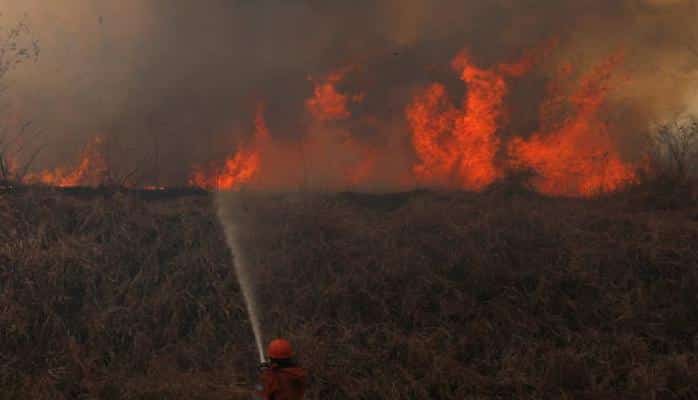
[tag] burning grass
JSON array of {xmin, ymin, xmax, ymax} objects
[
  {"xmin": 13, "ymin": 43, "xmax": 644, "ymax": 197},
  {"xmin": 1, "ymin": 186, "xmax": 697, "ymax": 399}
]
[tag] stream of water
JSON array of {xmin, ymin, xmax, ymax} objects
[{"xmin": 216, "ymin": 193, "xmax": 265, "ymax": 363}]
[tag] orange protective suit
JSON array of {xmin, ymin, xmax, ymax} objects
[{"xmin": 257, "ymin": 363, "xmax": 308, "ymax": 400}]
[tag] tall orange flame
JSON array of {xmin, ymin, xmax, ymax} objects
[
  {"xmin": 188, "ymin": 106, "xmax": 267, "ymax": 190},
  {"xmin": 508, "ymin": 53, "xmax": 635, "ymax": 196},
  {"xmin": 406, "ymin": 45, "xmax": 634, "ymax": 196},
  {"xmin": 407, "ymin": 51, "xmax": 509, "ymax": 190}
]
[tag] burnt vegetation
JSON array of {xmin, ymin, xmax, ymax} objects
[{"xmin": 1, "ymin": 177, "xmax": 697, "ymax": 399}]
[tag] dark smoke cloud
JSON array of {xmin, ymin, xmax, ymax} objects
[{"xmin": 2, "ymin": 0, "xmax": 697, "ymax": 185}]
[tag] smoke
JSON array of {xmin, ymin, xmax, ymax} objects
[{"xmin": 1, "ymin": 0, "xmax": 697, "ymax": 186}]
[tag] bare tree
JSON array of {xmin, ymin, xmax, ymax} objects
[
  {"xmin": 0, "ymin": 16, "xmax": 39, "ymax": 184},
  {"xmin": 650, "ymin": 117, "xmax": 698, "ymax": 181}
]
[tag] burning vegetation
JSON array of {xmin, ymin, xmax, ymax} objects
[
  {"xmin": 188, "ymin": 107, "xmax": 268, "ymax": 191},
  {"xmin": 406, "ymin": 52, "xmax": 507, "ymax": 191},
  {"xmin": 1, "ymin": 0, "xmax": 696, "ymax": 198},
  {"xmin": 24, "ymin": 136, "xmax": 109, "ymax": 188},
  {"xmin": 508, "ymin": 52, "xmax": 635, "ymax": 196},
  {"xmin": 220, "ymin": 43, "xmax": 636, "ymax": 196},
  {"xmin": 14, "ymin": 44, "xmax": 646, "ymax": 197}
]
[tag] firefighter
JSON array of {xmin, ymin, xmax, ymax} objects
[{"xmin": 256, "ymin": 338, "xmax": 308, "ymax": 400}]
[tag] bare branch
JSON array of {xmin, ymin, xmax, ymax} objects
[
  {"xmin": 0, "ymin": 16, "xmax": 40, "ymax": 184},
  {"xmin": 18, "ymin": 144, "xmax": 45, "ymax": 182},
  {"xmin": 650, "ymin": 116, "xmax": 698, "ymax": 180}
]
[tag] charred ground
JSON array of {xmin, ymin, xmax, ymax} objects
[{"xmin": 1, "ymin": 185, "xmax": 697, "ymax": 399}]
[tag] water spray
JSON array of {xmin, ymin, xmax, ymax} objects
[{"xmin": 216, "ymin": 192, "xmax": 266, "ymax": 363}]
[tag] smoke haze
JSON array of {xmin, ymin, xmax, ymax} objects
[{"xmin": 1, "ymin": 0, "xmax": 697, "ymax": 187}]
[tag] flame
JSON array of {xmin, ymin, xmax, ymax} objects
[
  {"xmin": 24, "ymin": 43, "xmax": 639, "ymax": 197},
  {"xmin": 27, "ymin": 136, "xmax": 108, "ymax": 187},
  {"xmin": 406, "ymin": 51, "xmax": 509, "ymax": 190},
  {"xmin": 188, "ymin": 106, "xmax": 266, "ymax": 190},
  {"xmin": 306, "ymin": 67, "xmax": 363, "ymax": 122},
  {"xmin": 508, "ymin": 53, "xmax": 635, "ymax": 196},
  {"xmin": 406, "ymin": 45, "xmax": 635, "ymax": 196},
  {"xmin": 303, "ymin": 66, "xmax": 380, "ymax": 189},
  {"xmin": 189, "ymin": 150, "xmax": 260, "ymax": 190}
]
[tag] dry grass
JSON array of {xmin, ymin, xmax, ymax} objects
[{"xmin": 1, "ymin": 185, "xmax": 697, "ymax": 399}]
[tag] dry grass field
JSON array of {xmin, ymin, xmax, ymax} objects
[{"xmin": 1, "ymin": 182, "xmax": 697, "ymax": 399}]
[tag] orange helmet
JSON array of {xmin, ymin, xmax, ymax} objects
[{"xmin": 267, "ymin": 338, "xmax": 293, "ymax": 359}]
